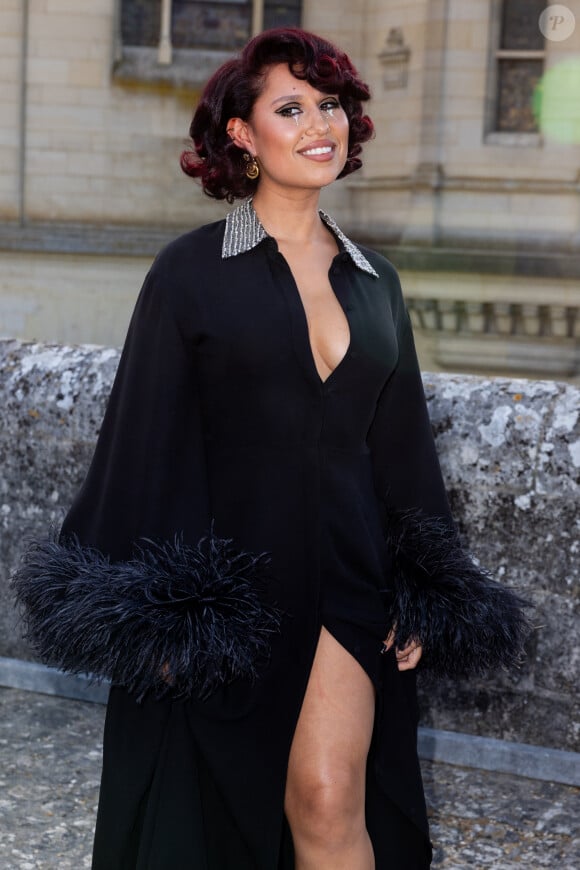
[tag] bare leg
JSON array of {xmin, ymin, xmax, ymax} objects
[{"xmin": 284, "ymin": 627, "xmax": 375, "ymax": 870}]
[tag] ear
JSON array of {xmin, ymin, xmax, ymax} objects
[{"xmin": 226, "ymin": 117, "xmax": 255, "ymax": 154}]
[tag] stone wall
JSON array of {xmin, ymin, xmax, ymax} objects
[{"xmin": 1, "ymin": 339, "xmax": 578, "ymax": 752}]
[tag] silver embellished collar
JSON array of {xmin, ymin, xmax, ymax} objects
[{"xmin": 221, "ymin": 199, "xmax": 379, "ymax": 278}]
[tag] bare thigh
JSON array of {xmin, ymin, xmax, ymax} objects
[{"xmin": 284, "ymin": 626, "xmax": 375, "ymax": 815}]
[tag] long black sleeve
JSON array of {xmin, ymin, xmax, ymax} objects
[
  {"xmin": 12, "ymin": 253, "xmax": 280, "ymax": 700},
  {"xmin": 367, "ymin": 280, "xmax": 531, "ymax": 676}
]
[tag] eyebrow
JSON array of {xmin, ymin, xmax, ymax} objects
[
  {"xmin": 270, "ymin": 92, "xmax": 338, "ymax": 107},
  {"xmin": 271, "ymin": 94, "xmax": 306, "ymax": 106}
]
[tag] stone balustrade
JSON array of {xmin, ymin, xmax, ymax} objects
[
  {"xmin": 409, "ymin": 299, "xmax": 580, "ymax": 340},
  {"xmin": 408, "ymin": 298, "xmax": 580, "ymax": 377},
  {"xmin": 1, "ymin": 339, "xmax": 578, "ymax": 754}
]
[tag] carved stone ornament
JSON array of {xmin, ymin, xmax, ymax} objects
[{"xmin": 378, "ymin": 27, "xmax": 411, "ymax": 90}]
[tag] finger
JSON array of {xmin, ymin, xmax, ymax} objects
[
  {"xmin": 396, "ymin": 638, "xmax": 421, "ymax": 658},
  {"xmin": 397, "ymin": 645, "xmax": 423, "ymax": 671},
  {"xmin": 396, "ymin": 642, "xmax": 422, "ymax": 661},
  {"xmin": 382, "ymin": 629, "xmax": 396, "ymax": 651}
]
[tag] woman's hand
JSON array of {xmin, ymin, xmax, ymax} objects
[{"xmin": 383, "ymin": 629, "xmax": 423, "ymax": 671}]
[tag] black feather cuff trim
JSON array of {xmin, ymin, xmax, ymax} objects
[
  {"xmin": 384, "ymin": 510, "xmax": 533, "ymax": 676},
  {"xmin": 11, "ymin": 531, "xmax": 282, "ymax": 701}
]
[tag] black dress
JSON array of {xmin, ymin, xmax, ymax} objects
[{"xmin": 13, "ymin": 200, "xmax": 530, "ymax": 869}]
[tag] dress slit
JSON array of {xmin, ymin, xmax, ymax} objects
[
  {"xmin": 286, "ymin": 620, "xmax": 431, "ymax": 869},
  {"xmin": 320, "ymin": 618, "xmax": 383, "ymax": 692}
]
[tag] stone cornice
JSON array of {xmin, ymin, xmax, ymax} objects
[
  {"xmin": 347, "ymin": 170, "xmax": 580, "ymax": 196},
  {"xmin": 378, "ymin": 244, "xmax": 580, "ymax": 280},
  {"xmin": 0, "ymin": 221, "xmax": 184, "ymax": 258},
  {"xmin": 112, "ymin": 46, "xmax": 233, "ymax": 92},
  {"xmin": 2, "ymin": 220, "xmax": 580, "ymax": 279}
]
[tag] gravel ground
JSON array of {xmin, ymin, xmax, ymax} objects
[{"xmin": 0, "ymin": 688, "xmax": 578, "ymax": 869}]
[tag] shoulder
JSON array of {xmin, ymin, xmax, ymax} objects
[
  {"xmin": 128, "ymin": 218, "xmax": 226, "ymax": 333},
  {"xmin": 356, "ymin": 243, "xmax": 401, "ymax": 285},
  {"xmin": 353, "ymin": 242, "xmax": 407, "ymax": 321},
  {"xmin": 151, "ymin": 218, "xmax": 226, "ymax": 279},
  {"xmin": 142, "ymin": 218, "xmax": 227, "ymax": 315}
]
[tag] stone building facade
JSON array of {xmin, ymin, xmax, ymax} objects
[{"xmin": 1, "ymin": 0, "xmax": 579, "ymax": 380}]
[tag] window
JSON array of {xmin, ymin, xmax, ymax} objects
[
  {"xmin": 120, "ymin": 0, "xmax": 302, "ymax": 55},
  {"xmin": 490, "ymin": 0, "xmax": 545, "ymax": 135},
  {"xmin": 121, "ymin": 0, "xmax": 162, "ymax": 47},
  {"xmin": 263, "ymin": 0, "xmax": 302, "ymax": 30},
  {"xmin": 116, "ymin": 0, "xmax": 301, "ymax": 88},
  {"xmin": 172, "ymin": 1, "xmax": 253, "ymax": 51}
]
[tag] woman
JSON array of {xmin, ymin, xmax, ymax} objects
[{"xmin": 13, "ymin": 27, "xmax": 530, "ymax": 870}]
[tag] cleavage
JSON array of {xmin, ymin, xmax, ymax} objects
[{"xmin": 297, "ymin": 280, "xmax": 350, "ymax": 383}]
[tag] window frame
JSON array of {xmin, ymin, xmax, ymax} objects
[{"xmin": 484, "ymin": 0, "xmax": 545, "ymax": 146}]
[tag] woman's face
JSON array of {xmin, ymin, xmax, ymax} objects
[{"xmin": 230, "ymin": 63, "xmax": 350, "ymax": 194}]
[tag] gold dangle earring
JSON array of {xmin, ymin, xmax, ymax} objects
[{"xmin": 244, "ymin": 153, "xmax": 260, "ymax": 180}]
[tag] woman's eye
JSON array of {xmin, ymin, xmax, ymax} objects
[
  {"xmin": 276, "ymin": 105, "xmax": 302, "ymax": 117},
  {"xmin": 321, "ymin": 99, "xmax": 340, "ymax": 112}
]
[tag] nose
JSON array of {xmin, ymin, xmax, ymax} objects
[{"xmin": 304, "ymin": 107, "xmax": 331, "ymax": 134}]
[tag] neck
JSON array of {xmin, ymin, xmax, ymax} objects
[{"xmin": 251, "ymin": 187, "xmax": 325, "ymax": 245}]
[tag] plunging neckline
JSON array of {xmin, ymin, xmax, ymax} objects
[
  {"xmin": 285, "ymin": 256, "xmax": 352, "ymax": 387},
  {"xmin": 307, "ymin": 323, "xmax": 351, "ymax": 385}
]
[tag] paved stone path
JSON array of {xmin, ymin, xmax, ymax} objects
[{"xmin": 0, "ymin": 688, "xmax": 578, "ymax": 869}]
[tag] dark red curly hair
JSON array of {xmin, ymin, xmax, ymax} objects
[{"xmin": 181, "ymin": 27, "xmax": 374, "ymax": 202}]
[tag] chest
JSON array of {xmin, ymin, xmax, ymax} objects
[
  {"xmin": 280, "ymin": 249, "xmax": 350, "ymax": 382},
  {"xmin": 194, "ymin": 251, "xmax": 398, "ymax": 390}
]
